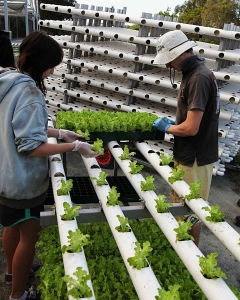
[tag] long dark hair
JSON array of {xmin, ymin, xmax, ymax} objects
[
  {"xmin": 0, "ymin": 32, "xmax": 15, "ymax": 68},
  {"xmin": 18, "ymin": 30, "xmax": 63, "ymax": 94}
]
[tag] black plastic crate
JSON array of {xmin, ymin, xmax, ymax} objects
[
  {"xmin": 88, "ymin": 131, "xmax": 164, "ymax": 141},
  {"xmin": 45, "ymin": 176, "xmax": 140, "ymax": 205}
]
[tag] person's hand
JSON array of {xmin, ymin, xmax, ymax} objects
[
  {"xmin": 59, "ymin": 129, "xmax": 82, "ymax": 142},
  {"xmin": 152, "ymin": 118, "xmax": 175, "ymax": 133},
  {"xmin": 72, "ymin": 141, "xmax": 98, "ymax": 158}
]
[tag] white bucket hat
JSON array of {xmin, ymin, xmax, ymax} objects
[{"xmin": 153, "ymin": 30, "xmax": 196, "ymax": 65}]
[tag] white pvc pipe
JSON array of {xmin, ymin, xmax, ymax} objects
[
  {"xmin": 54, "ymin": 70, "xmax": 178, "ymax": 107},
  {"xmin": 218, "ymin": 92, "xmax": 239, "ymax": 104},
  {"xmin": 60, "ymin": 57, "xmax": 238, "ymax": 105},
  {"xmin": 81, "ymin": 156, "xmax": 161, "ymax": 300},
  {"xmin": 213, "ymin": 70, "xmax": 240, "ymax": 84},
  {"xmin": 107, "ymin": 141, "xmax": 237, "ymax": 300},
  {"xmin": 194, "ymin": 46, "xmax": 240, "ymax": 63},
  {"xmin": 46, "ymin": 80, "xmax": 236, "ymax": 140},
  {"xmin": 46, "ymin": 84, "xmax": 146, "ymax": 113},
  {"xmin": 57, "ymin": 39, "xmax": 154, "ymax": 65},
  {"xmin": 133, "ymin": 141, "xmax": 240, "ymax": 262},
  {"xmin": 56, "ymin": 40, "xmax": 240, "ymax": 102},
  {"xmin": 54, "ymin": 70, "xmax": 133, "ymax": 95},
  {"xmin": 47, "ymin": 121, "xmax": 95, "ymax": 300},
  {"xmin": 39, "ymin": 19, "xmax": 151, "ymax": 46},
  {"xmin": 39, "ymin": 4, "xmax": 240, "ymax": 40},
  {"xmin": 46, "ymin": 82, "xmax": 179, "ymax": 119},
  {"xmin": 62, "ymin": 57, "xmax": 178, "ymax": 89}
]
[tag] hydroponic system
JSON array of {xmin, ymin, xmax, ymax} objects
[{"xmin": 36, "ymin": 2, "xmax": 240, "ymax": 299}]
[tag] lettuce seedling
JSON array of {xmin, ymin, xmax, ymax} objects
[
  {"xmin": 57, "ymin": 179, "xmax": 73, "ymax": 196},
  {"xmin": 115, "ymin": 215, "xmax": 131, "ymax": 232},
  {"xmin": 155, "ymin": 285, "xmax": 181, "ymax": 300},
  {"xmin": 63, "ymin": 267, "xmax": 92, "ymax": 298},
  {"xmin": 129, "ymin": 160, "xmax": 144, "ymax": 174},
  {"xmin": 56, "ymin": 110, "xmax": 158, "ymax": 133},
  {"xmin": 230, "ymin": 285, "xmax": 240, "ymax": 298},
  {"xmin": 92, "ymin": 138, "xmax": 104, "ymax": 155},
  {"xmin": 197, "ymin": 252, "xmax": 227, "ymax": 279},
  {"xmin": 155, "ymin": 194, "xmax": 173, "ymax": 213},
  {"xmin": 76, "ymin": 129, "xmax": 90, "ymax": 140},
  {"xmin": 160, "ymin": 153, "xmax": 174, "ymax": 166},
  {"xmin": 119, "ymin": 145, "xmax": 136, "ymax": 160},
  {"xmin": 62, "ymin": 229, "xmax": 90, "ymax": 254},
  {"xmin": 60, "ymin": 202, "xmax": 81, "ymax": 221},
  {"xmin": 174, "ymin": 220, "xmax": 194, "ymax": 243},
  {"xmin": 202, "ymin": 205, "xmax": 225, "ymax": 222},
  {"xmin": 168, "ymin": 165, "xmax": 185, "ymax": 184},
  {"xmin": 90, "ymin": 171, "xmax": 108, "ymax": 186},
  {"xmin": 185, "ymin": 180, "xmax": 202, "ymax": 201},
  {"xmin": 127, "ymin": 241, "xmax": 152, "ymax": 270},
  {"xmin": 140, "ymin": 175, "xmax": 155, "ymax": 191},
  {"xmin": 106, "ymin": 186, "xmax": 121, "ymax": 206}
]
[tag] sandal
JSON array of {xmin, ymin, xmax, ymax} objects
[{"xmin": 233, "ymin": 216, "xmax": 240, "ymax": 227}]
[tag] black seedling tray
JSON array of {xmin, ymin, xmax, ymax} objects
[
  {"xmin": 45, "ymin": 176, "xmax": 140, "ymax": 205},
  {"xmin": 88, "ymin": 131, "xmax": 164, "ymax": 141}
]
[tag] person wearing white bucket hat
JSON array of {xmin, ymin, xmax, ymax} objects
[
  {"xmin": 152, "ymin": 30, "xmax": 220, "ymax": 246},
  {"xmin": 153, "ymin": 30, "xmax": 197, "ymax": 66}
]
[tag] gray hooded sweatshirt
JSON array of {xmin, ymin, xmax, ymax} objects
[{"xmin": 0, "ymin": 69, "xmax": 49, "ymax": 208}]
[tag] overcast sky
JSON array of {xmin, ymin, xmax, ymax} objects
[{"xmin": 76, "ymin": 0, "xmax": 185, "ymax": 18}]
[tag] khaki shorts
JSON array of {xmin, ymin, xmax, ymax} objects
[{"xmin": 170, "ymin": 159, "xmax": 214, "ymax": 223}]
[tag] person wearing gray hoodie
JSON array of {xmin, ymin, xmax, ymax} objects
[{"xmin": 0, "ymin": 30, "xmax": 98, "ymax": 300}]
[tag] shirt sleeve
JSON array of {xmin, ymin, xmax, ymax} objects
[
  {"xmin": 13, "ymin": 102, "xmax": 48, "ymax": 153},
  {"xmin": 187, "ymin": 74, "xmax": 212, "ymax": 112}
]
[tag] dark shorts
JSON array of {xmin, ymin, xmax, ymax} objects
[{"xmin": 0, "ymin": 202, "xmax": 45, "ymax": 227}]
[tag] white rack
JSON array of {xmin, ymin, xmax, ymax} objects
[{"xmin": 39, "ymin": 3, "xmax": 240, "ymax": 299}]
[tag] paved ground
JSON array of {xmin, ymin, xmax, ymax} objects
[{"xmin": 1, "ymin": 151, "xmax": 240, "ymax": 299}]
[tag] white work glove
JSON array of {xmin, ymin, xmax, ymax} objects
[
  {"xmin": 72, "ymin": 140, "xmax": 98, "ymax": 158},
  {"xmin": 59, "ymin": 129, "xmax": 81, "ymax": 142}
]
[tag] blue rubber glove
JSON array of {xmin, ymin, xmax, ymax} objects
[{"xmin": 152, "ymin": 118, "xmax": 175, "ymax": 133}]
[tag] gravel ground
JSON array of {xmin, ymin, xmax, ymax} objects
[{"xmin": 1, "ymin": 152, "xmax": 240, "ymax": 299}]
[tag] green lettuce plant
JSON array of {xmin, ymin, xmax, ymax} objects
[
  {"xmin": 202, "ymin": 205, "xmax": 225, "ymax": 222},
  {"xmin": 92, "ymin": 138, "xmax": 104, "ymax": 155},
  {"xmin": 155, "ymin": 285, "xmax": 181, "ymax": 300},
  {"xmin": 127, "ymin": 241, "xmax": 152, "ymax": 270},
  {"xmin": 155, "ymin": 195, "xmax": 173, "ymax": 213},
  {"xmin": 115, "ymin": 215, "xmax": 131, "ymax": 232},
  {"xmin": 174, "ymin": 221, "xmax": 194, "ymax": 243},
  {"xmin": 90, "ymin": 171, "xmax": 108, "ymax": 186},
  {"xmin": 60, "ymin": 202, "xmax": 81, "ymax": 221},
  {"xmin": 140, "ymin": 175, "xmax": 155, "ymax": 191},
  {"xmin": 106, "ymin": 186, "xmax": 121, "ymax": 206},
  {"xmin": 63, "ymin": 267, "xmax": 92, "ymax": 298},
  {"xmin": 62, "ymin": 229, "xmax": 90, "ymax": 254},
  {"xmin": 168, "ymin": 165, "xmax": 185, "ymax": 184},
  {"xmin": 197, "ymin": 252, "xmax": 227, "ymax": 279},
  {"xmin": 160, "ymin": 153, "xmax": 174, "ymax": 166},
  {"xmin": 57, "ymin": 179, "xmax": 73, "ymax": 196},
  {"xmin": 129, "ymin": 160, "xmax": 144, "ymax": 174},
  {"xmin": 119, "ymin": 145, "xmax": 136, "ymax": 160},
  {"xmin": 185, "ymin": 181, "xmax": 202, "ymax": 201}
]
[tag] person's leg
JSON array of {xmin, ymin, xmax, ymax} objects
[
  {"xmin": 2, "ymin": 226, "xmax": 20, "ymax": 274},
  {"xmin": 8, "ymin": 219, "xmax": 41, "ymax": 299},
  {"xmin": 170, "ymin": 160, "xmax": 214, "ymax": 245}
]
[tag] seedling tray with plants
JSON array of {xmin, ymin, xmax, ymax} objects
[{"xmin": 56, "ymin": 110, "xmax": 165, "ymax": 141}]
